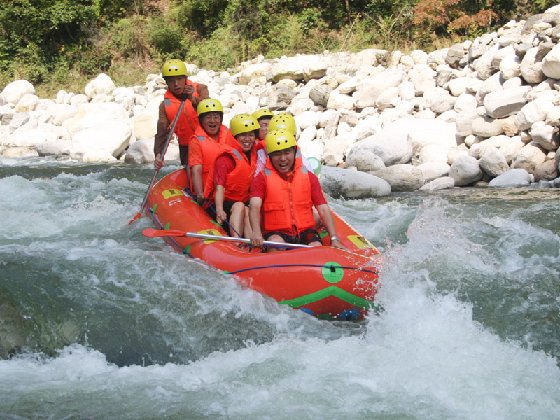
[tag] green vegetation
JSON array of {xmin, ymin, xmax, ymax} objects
[{"xmin": 1, "ymin": 0, "xmax": 557, "ymax": 95}]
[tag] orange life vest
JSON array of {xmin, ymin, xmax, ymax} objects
[
  {"xmin": 204, "ymin": 145, "xmax": 257, "ymax": 202},
  {"xmin": 191, "ymin": 124, "xmax": 233, "ymax": 189},
  {"xmin": 163, "ymin": 83, "xmax": 200, "ymax": 146},
  {"xmin": 262, "ymin": 157, "xmax": 315, "ymax": 234}
]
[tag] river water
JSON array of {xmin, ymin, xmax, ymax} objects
[{"xmin": 0, "ymin": 158, "xmax": 559, "ymax": 419}]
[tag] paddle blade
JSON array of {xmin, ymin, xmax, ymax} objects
[
  {"xmin": 128, "ymin": 211, "xmax": 143, "ymax": 225},
  {"xmin": 142, "ymin": 228, "xmax": 186, "ymax": 238}
]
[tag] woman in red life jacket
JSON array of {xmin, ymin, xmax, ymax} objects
[
  {"xmin": 248, "ymin": 129, "xmax": 344, "ymax": 251},
  {"xmin": 189, "ymin": 98, "xmax": 235, "ymax": 204},
  {"xmin": 153, "ymin": 59, "xmax": 209, "ymax": 170},
  {"xmin": 204, "ymin": 114, "xmax": 259, "ymax": 238}
]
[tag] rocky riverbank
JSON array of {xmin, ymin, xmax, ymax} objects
[{"xmin": 1, "ymin": 5, "xmax": 560, "ymax": 197}]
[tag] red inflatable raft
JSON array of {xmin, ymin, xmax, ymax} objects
[{"xmin": 145, "ymin": 169, "xmax": 381, "ymax": 320}]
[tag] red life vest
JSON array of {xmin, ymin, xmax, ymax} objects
[
  {"xmin": 204, "ymin": 145, "xmax": 257, "ymax": 202},
  {"xmin": 163, "ymin": 82, "xmax": 200, "ymax": 146},
  {"xmin": 262, "ymin": 156, "xmax": 315, "ymax": 234},
  {"xmin": 191, "ymin": 124, "xmax": 233, "ymax": 189}
]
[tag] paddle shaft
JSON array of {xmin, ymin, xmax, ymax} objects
[
  {"xmin": 142, "ymin": 228, "xmax": 311, "ymax": 249},
  {"xmin": 129, "ymin": 99, "xmax": 186, "ymax": 224}
]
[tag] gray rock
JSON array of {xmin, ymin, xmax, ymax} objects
[
  {"xmin": 488, "ymin": 168, "xmax": 533, "ymax": 187},
  {"xmin": 309, "ymin": 84, "xmax": 332, "ymax": 107},
  {"xmin": 446, "ymin": 43, "xmax": 465, "ymax": 67},
  {"xmin": 533, "ymin": 159, "xmax": 559, "ymax": 181}
]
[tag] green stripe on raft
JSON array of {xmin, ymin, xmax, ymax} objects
[{"xmin": 279, "ymin": 286, "xmax": 372, "ymax": 309}]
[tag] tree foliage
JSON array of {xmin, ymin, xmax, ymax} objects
[{"xmin": 0, "ymin": 0, "xmax": 556, "ymax": 88}]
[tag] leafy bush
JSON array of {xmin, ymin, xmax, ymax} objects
[
  {"xmin": 1, "ymin": 0, "xmax": 557, "ymax": 92},
  {"xmin": 111, "ymin": 16, "xmax": 151, "ymax": 59},
  {"xmin": 412, "ymin": 0, "xmax": 497, "ymax": 39},
  {"xmin": 148, "ymin": 16, "xmax": 185, "ymax": 56}
]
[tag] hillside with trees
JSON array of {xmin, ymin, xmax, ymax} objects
[{"xmin": 0, "ymin": 0, "xmax": 557, "ymax": 93}]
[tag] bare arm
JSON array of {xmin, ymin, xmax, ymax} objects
[
  {"xmin": 153, "ymin": 102, "xmax": 170, "ymax": 169},
  {"xmin": 191, "ymin": 165, "xmax": 204, "ymax": 201},
  {"xmin": 214, "ymin": 185, "xmax": 227, "ymax": 224},
  {"xmin": 316, "ymin": 204, "xmax": 345, "ymax": 249},
  {"xmin": 249, "ymin": 197, "xmax": 263, "ymax": 247},
  {"xmin": 195, "ymin": 83, "xmax": 209, "ymax": 106}
]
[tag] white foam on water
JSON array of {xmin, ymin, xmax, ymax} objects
[
  {"xmin": 2, "ymin": 170, "xmax": 559, "ymax": 418},
  {"xmin": 0, "ymin": 172, "xmax": 138, "ymax": 240},
  {"xmin": 2, "ymin": 197, "xmax": 560, "ymax": 419}
]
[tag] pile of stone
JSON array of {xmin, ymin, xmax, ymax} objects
[{"xmin": 1, "ymin": 5, "xmax": 559, "ymax": 197}]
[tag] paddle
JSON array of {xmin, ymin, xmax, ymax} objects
[
  {"xmin": 142, "ymin": 228, "xmax": 312, "ymax": 249},
  {"xmin": 128, "ymin": 99, "xmax": 187, "ymax": 225}
]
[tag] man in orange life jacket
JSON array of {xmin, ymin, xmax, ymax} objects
[
  {"xmin": 204, "ymin": 113, "xmax": 259, "ymax": 238},
  {"xmin": 189, "ymin": 98, "xmax": 235, "ymax": 204},
  {"xmin": 248, "ymin": 129, "xmax": 344, "ymax": 251},
  {"xmin": 153, "ymin": 59, "xmax": 209, "ymax": 171}
]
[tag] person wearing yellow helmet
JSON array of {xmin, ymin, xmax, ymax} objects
[
  {"xmin": 153, "ymin": 59, "xmax": 209, "ymax": 171},
  {"xmin": 251, "ymin": 108, "xmax": 274, "ymax": 141},
  {"xmin": 248, "ymin": 129, "xmax": 344, "ymax": 251},
  {"xmin": 254, "ymin": 112, "xmax": 321, "ymax": 177},
  {"xmin": 267, "ymin": 113, "xmax": 297, "ymax": 135},
  {"xmin": 188, "ymin": 98, "xmax": 235, "ymax": 204},
  {"xmin": 204, "ymin": 113, "xmax": 259, "ymax": 237}
]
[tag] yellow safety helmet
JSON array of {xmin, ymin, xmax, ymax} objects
[
  {"xmin": 197, "ymin": 98, "xmax": 224, "ymax": 116},
  {"xmin": 267, "ymin": 113, "xmax": 297, "ymax": 135},
  {"xmin": 251, "ymin": 108, "xmax": 274, "ymax": 121},
  {"xmin": 265, "ymin": 129, "xmax": 297, "ymax": 154},
  {"xmin": 162, "ymin": 59, "xmax": 188, "ymax": 77},
  {"xmin": 230, "ymin": 114, "xmax": 260, "ymax": 137}
]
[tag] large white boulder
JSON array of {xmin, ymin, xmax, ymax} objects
[
  {"xmin": 483, "ymin": 86, "xmax": 530, "ymax": 118},
  {"xmin": 15, "ymin": 94, "xmax": 39, "ymax": 113},
  {"xmin": 321, "ymin": 166, "xmax": 391, "ymax": 198},
  {"xmin": 372, "ymin": 164, "xmax": 425, "ymax": 191},
  {"xmin": 0, "ymin": 80, "xmax": 35, "ymax": 105},
  {"xmin": 322, "ymin": 133, "xmax": 355, "ymax": 166},
  {"xmin": 530, "ymin": 121, "xmax": 558, "ymax": 151},
  {"xmin": 511, "ymin": 143, "xmax": 546, "ymax": 172},
  {"xmin": 345, "ymin": 144, "xmax": 386, "ymax": 172},
  {"xmin": 84, "ymin": 73, "xmax": 116, "ymax": 99},
  {"xmin": 479, "ymin": 146, "xmax": 509, "ymax": 177},
  {"xmin": 423, "ymin": 87, "xmax": 455, "ymax": 114},
  {"xmin": 347, "ymin": 118, "xmax": 415, "ymax": 166},
  {"xmin": 520, "ymin": 47, "xmax": 545, "ymax": 84},
  {"xmin": 417, "ymin": 162, "xmax": 450, "ymax": 181},
  {"xmin": 125, "ymin": 138, "xmax": 177, "ymax": 164},
  {"xmin": 488, "ymin": 168, "xmax": 533, "ymax": 187},
  {"xmin": 449, "ymin": 155, "xmax": 483, "ymax": 186},
  {"xmin": 271, "ymin": 55, "xmax": 329, "ymax": 83},
  {"xmin": 542, "ymin": 44, "xmax": 560, "ymax": 79},
  {"xmin": 132, "ymin": 112, "xmax": 157, "ymax": 141},
  {"xmin": 420, "ymin": 176, "xmax": 455, "ymax": 191},
  {"xmin": 238, "ymin": 62, "xmax": 273, "ymax": 85},
  {"xmin": 63, "ymin": 102, "xmax": 132, "ymax": 160},
  {"xmin": 354, "ymin": 69, "xmax": 404, "ymax": 108},
  {"xmin": 516, "ymin": 98, "xmax": 554, "ymax": 131},
  {"xmin": 327, "ymin": 91, "xmax": 354, "ymax": 110}
]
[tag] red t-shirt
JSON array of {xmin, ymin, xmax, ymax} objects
[
  {"xmin": 250, "ymin": 170, "xmax": 327, "ymax": 206},
  {"xmin": 213, "ymin": 154, "xmax": 236, "ymax": 186}
]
